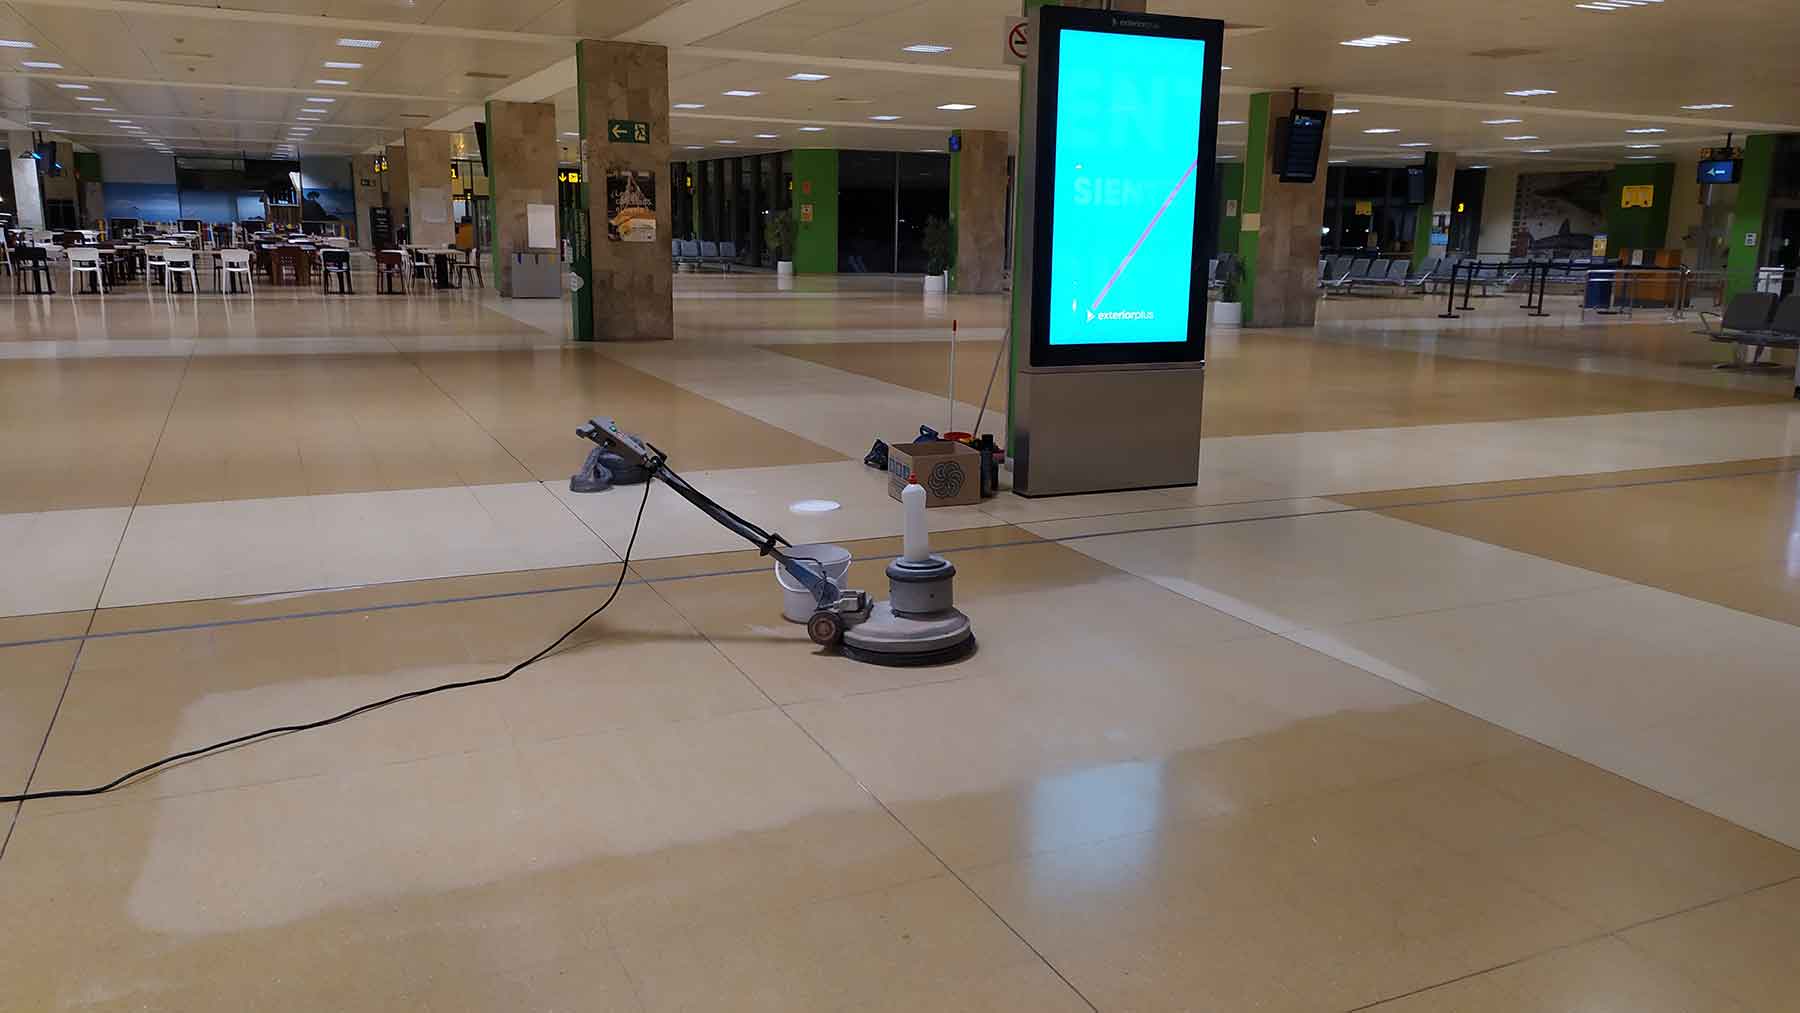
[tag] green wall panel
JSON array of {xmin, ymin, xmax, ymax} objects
[
  {"xmin": 791, "ymin": 148, "xmax": 838, "ymax": 274},
  {"xmin": 1237, "ymin": 92, "xmax": 1271, "ymax": 324},
  {"xmin": 1604, "ymin": 161, "xmax": 1676, "ymax": 252},
  {"xmin": 1726, "ymin": 134, "xmax": 1776, "ymax": 299},
  {"xmin": 1215, "ymin": 160, "xmax": 1243, "ymax": 256}
]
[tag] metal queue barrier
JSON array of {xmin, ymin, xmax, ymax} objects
[
  {"xmin": 1579, "ymin": 266, "xmax": 1726, "ymax": 321},
  {"xmin": 1435, "ymin": 260, "xmax": 1726, "ymax": 321},
  {"xmin": 1438, "ymin": 259, "xmax": 1553, "ymax": 319}
]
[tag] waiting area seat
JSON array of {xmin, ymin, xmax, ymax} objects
[{"xmin": 1698, "ymin": 292, "xmax": 1798, "ymax": 370}]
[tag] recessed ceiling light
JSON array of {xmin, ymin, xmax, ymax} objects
[
  {"xmin": 301, "ymin": 108, "xmax": 328, "ymax": 115},
  {"xmin": 1332, "ymin": 108, "xmax": 1360, "ymax": 115},
  {"xmin": 27, "ymin": 120, "xmax": 51, "ymax": 126},
  {"xmin": 336, "ymin": 38, "xmax": 381, "ymax": 48},
  {"xmin": 1362, "ymin": 127, "xmax": 1399, "ymax": 134},
  {"xmin": 93, "ymin": 107, "xmax": 116, "ymax": 112},
  {"xmin": 0, "ymin": 39, "xmax": 35, "ymax": 48},
  {"xmin": 1522, "ymin": 148, "xmax": 1552, "ymax": 153},
  {"xmin": 1502, "ymin": 135, "xmax": 1538, "ymax": 141},
  {"xmin": 920, "ymin": 148, "xmax": 945, "ymax": 153},
  {"xmin": 1624, "ymin": 127, "xmax": 1666, "ymax": 134},
  {"xmin": 870, "ymin": 114, "xmax": 902, "ymax": 121},
  {"xmin": 56, "ymin": 82, "xmax": 89, "ymax": 89},
  {"xmin": 561, "ymin": 131, "xmax": 578, "ymax": 137},
  {"xmin": 1467, "ymin": 164, "xmax": 1489, "ymax": 169},
  {"xmin": 1625, "ymin": 143, "xmax": 1661, "ymax": 148},
  {"xmin": 1625, "ymin": 154, "xmax": 1656, "ymax": 160},
  {"xmin": 76, "ymin": 96, "xmax": 105, "ymax": 102},
  {"xmin": 685, "ymin": 144, "xmax": 704, "ymax": 150},
  {"xmin": 297, "ymin": 117, "xmax": 322, "ymax": 122},
  {"xmin": 722, "ymin": 89, "xmax": 760, "ymax": 97},
  {"xmin": 1328, "ymin": 158, "xmax": 1349, "ymax": 164},
  {"xmin": 716, "ymin": 139, "xmax": 738, "ymax": 144},
  {"xmin": 902, "ymin": 43, "xmax": 952, "ymax": 54},
  {"xmin": 107, "ymin": 119, "xmax": 132, "ymax": 124},
  {"xmin": 673, "ymin": 103, "xmax": 705, "ymax": 111},
  {"xmin": 754, "ymin": 133, "xmax": 778, "ymax": 139},
  {"xmin": 1218, "ymin": 119, "xmax": 1245, "ymax": 125},
  {"xmin": 1341, "ymin": 34, "xmax": 1410, "ymax": 47},
  {"xmin": 1220, "ymin": 65, "xmax": 1232, "ymax": 71},
  {"xmin": 798, "ymin": 126, "xmax": 826, "ymax": 132},
  {"xmin": 937, "ymin": 103, "xmax": 977, "ymax": 111},
  {"xmin": 1505, "ymin": 88, "xmax": 1557, "ymax": 97},
  {"xmin": 1482, "ymin": 118, "xmax": 1523, "ymax": 124},
  {"xmin": 21, "ymin": 61, "xmax": 61, "ymax": 69},
  {"xmin": 305, "ymin": 97, "xmax": 336, "ymax": 103},
  {"xmin": 322, "ymin": 61, "xmax": 361, "ymax": 70},
  {"xmin": 1681, "ymin": 103, "xmax": 1732, "ymax": 110},
  {"xmin": 315, "ymin": 79, "xmax": 349, "ymax": 86},
  {"xmin": 787, "ymin": 72, "xmax": 830, "ymax": 81},
  {"xmin": 1399, "ymin": 142, "xmax": 1431, "ymax": 147}
]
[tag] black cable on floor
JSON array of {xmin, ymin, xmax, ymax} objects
[{"xmin": 0, "ymin": 479, "xmax": 655, "ymax": 806}]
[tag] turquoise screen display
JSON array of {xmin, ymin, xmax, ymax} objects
[{"xmin": 1047, "ymin": 29, "xmax": 1207, "ymax": 346}]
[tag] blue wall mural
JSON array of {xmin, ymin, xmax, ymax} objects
[
  {"xmin": 103, "ymin": 182, "xmax": 181, "ymax": 222},
  {"xmin": 301, "ymin": 188, "xmax": 355, "ymax": 222}
]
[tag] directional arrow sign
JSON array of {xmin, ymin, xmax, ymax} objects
[{"xmin": 607, "ymin": 119, "xmax": 650, "ymax": 144}]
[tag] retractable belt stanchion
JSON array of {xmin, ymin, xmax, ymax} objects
[{"xmin": 1440, "ymin": 260, "xmax": 1464, "ymax": 319}]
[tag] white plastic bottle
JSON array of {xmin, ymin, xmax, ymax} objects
[{"xmin": 902, "ymin": 476, "xmax": 930, "ymax": 562}]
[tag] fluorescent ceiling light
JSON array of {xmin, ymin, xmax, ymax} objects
[
  {"xmin": 1362, "ymin": 127, "xmax": 1399, "ymax": 134},
  {"xmin": 1625, "ymin": 154, "xmax": 1656, "ymax": 159},
  {"xmin": 798, "ymin": 126, "xmax": 826, "ymax": 132},
  {"xmin": 920, "ymin": 148, "xmax": 944, "ymax": 153},
  {"xmin": 561, "ymin": 131, "xmax": 578, "ymax": 137},
  {"xmin": 306, "ymin": 97, "xmax": 336, "ymax": 103},
  {"xmin": 0, "ymin": 39, "xmax": 34, "ymax": 48},
  {"xmin": 937, "ymin": 103, "xmax": 977, "ymax": 111},
  {"xmin": 315, "ymin": 79, "xmax": 349, "ymax": 86},
  {"xmin": 93, "ymin": 107, "xmax": 116, "ymax": 112},
  {"xmin": 672, "ymin": 103, "xmax": 705, "ymax": 111},
  {"xmin": 685, "ymin": 144, "xmax": 704, "ymax": 150},
  {"xmin": 76, "ymin": 96, "xmax": 105, "ymax": 102},
  {"xmin": 716, "ymin": 139, "xmax": 738, "ymax": 144},
  {"xmin": 1505, "ymin": 88, "xmax": 1557, "ymax": 97},
  {"xmin": 56, "ymin": 82, "xmax": 89, "ymax": 89},
  {"xmin": 1341, "ymin": 34, "xmax": 1410, "ymax": 47},
  {"xmin": 107, "ymin": 119, "xmax": 133, "ymax": 124},
  {"xmin": 21, "ymin": 61, "xmax": 61, "ymax": 69},
  {"xmin": 902, "ymin": 44, "xmax": 952, "ymax": 54},
  {"xmin": 722, "ymin": 89, "xmax": 760, "ymax": 97},
  {"xmin": 1522, "ymin": 148, "xmax": 1552, "ymax": 153},
  {"xmin": 1502, "ymin": 135, "xmax": 1537, "ymax": 140},
  {"xmin": 1218, "ymin": 119, "xmax": 1245, "ymax": 125},
  {"xmin": 1625, "ymin": 143, "xmax": 1661, "ymax": 148},
  {"xmin": 1468, "ymin": 164, "xmax": 1489, "ymax": 169},
  {"xmin": 336, "ymin": 38, "xmax": 381, "ymax": 48},
  {"xmin": 1220, "ymin": 65, "xmax": 1231, "ymax": 71},
  {"xmin": 322, "ymin": 61, "xmax": 361, "ymax": 69},
  {"xmin": 27, "ymin": 120, "xmax": 51, "ymax": 125},
  {"xmin": 1332, "ymin": 108, "xmax": 1359, "ymax": 115},
  {"xmin": 302, "ymin": 108, "xmax": 328, "ymax": 115},
  {"xmin": 1398, "ymin": 142, "xmax": 1431, "ymax": 147},
  {"xmin": 1482, "ymin": 118, "xmax": 1523, "ymax": 124},
  {"xmin": 1328, "ymin": 159, "xmax": 1348, "ymax": 164},
  {"xmin": 1624, "ymin": 127, "xmax": 1666, "ymax": 134},
  {"xmin": 787, "ymin": 72, "xmax": 830, "ymax": 81},
  {"xmin": 297, "ymin": 117, "xmax": 322, "ymax": 122},
  {"xmin": 754, "ymin": 133, "xmax": 778, "ymax": 139},
  {"xmin": 869, "ymin": 115, "xmax": 901, "ymax": 121},
  {"xmin": 1682, "ymin": 103, "xmax": 1732, "ymax": 110}
]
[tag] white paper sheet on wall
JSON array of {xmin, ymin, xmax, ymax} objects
[
  {"xmin": 418, "ymin": 187, "xmax": 448, "ymax": 224},
  {"xmin": 527, "ymin": 203, "xmax": 556, "ymax": 249}
]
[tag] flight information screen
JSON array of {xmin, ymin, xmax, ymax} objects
[{"xmin": 1044, "ymin": 27, "xmax": 1210, "ymax": 349}]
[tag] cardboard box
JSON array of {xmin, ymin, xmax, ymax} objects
[{"xmin": 887, "ymin": 440, "xmax": 981, "ymax": 507}]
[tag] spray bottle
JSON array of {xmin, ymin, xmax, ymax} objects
[{"xmin": 902, "ymin": 475, "xmax": 929, "ymax": 563}]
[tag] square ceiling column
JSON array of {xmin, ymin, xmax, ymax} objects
[
  {"xmin": 485, "ymin": 100, "xmax": 559, "ymax": 296},
  {"xmin": 402, "ymin": 128, "xmax": 456, "ymax": 248},
  {"xmin": 1240, "ymin": 90, "xmax": 1335, "ymax": 328},
  {"xmin": 572, "ymin": 39, "xmax": 673, "ymax": 342}
]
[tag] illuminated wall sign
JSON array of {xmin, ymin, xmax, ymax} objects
[
  {"xmin": 1026, "ymin": 7, "xmax": 1221, "ymax": 368},
  {"xmin": 1620, "ymin": 183, "xmax": 1654, "ymax": 208}
]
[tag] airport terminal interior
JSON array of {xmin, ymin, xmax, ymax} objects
[{"xmin": 4, "ymin": 1, "xmax": 1800, "ymax": 1009}]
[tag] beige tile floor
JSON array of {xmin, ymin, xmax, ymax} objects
[{"xmin": 4, "ymin": 275, "xmax": 1800, "ymax": 1009}]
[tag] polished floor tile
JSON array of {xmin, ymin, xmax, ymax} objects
[
  {"xmin": 0, "ymin": 612, "xmax": 87, "ymax": 801},
  {"xmin": 99, "ymin": 481, "xmax": 615, "ymax": 608},
  {"xmin": 1621, "ymin": 879, "xmax": 1800, "ymax": 1010},
  {"xmin": 1365, "ymin": 936, "xmax": 1747, "ymax": 1012},
  {"xmin": 0, "ymin": 506, "xmax": 131, "ymax": 616}
]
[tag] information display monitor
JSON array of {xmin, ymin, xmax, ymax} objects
[
  {"xmin": 1025, "ymin": 7, "xmax": 1223, "ymax": 369},
  {"xmin": 1698, "ymin": 158, "xmax": 1742, "ymax": 185}
]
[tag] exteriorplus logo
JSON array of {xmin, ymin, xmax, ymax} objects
[{"xmin": 1112, "ymin": 18, "xmax": 1158, "ymax": 28}]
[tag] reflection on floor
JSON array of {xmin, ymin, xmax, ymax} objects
[{"xmin": 2, "ymin": 273, "xmax": 1798, "ymax": 1010}]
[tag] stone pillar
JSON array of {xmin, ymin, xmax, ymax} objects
[
  {"xmin": 1239, "ymin": 89, "xmax": 1334, "ymax": 328},
  {"xmin": 950, "ymin": 129, "xmax": 1009, "ymax": 293},
  {"xmin": 1476, "ymin": 165, "xmax": 1519, "ymax": 255},
  {"xmin": 8, "ymin": 131, "xmax": 46, "ymax": 229},
  {"xmin": 791, "ymin": 149, "xmax": 837, "ymax": 274},
  {"xmin": 484, "ymin": 99, "xmax": 559, "ymax": 296},
  {"xmin": 573, "ymin": 39, "xmax": 673, "ymax": 341},
  {"xmin": 384, "ymin": 143, "xmax": 410, "ymax": 241},
  {"xmin": 402, "ymin": 128, "xmax": 455, "ymax": 247},
  {"xmin": 1410, "ymin": 151, "xmax": 1456, "ymax": 269},
  {"xmin": 352, "ymin": 153, "xmax": 381, "ymax": 247}
]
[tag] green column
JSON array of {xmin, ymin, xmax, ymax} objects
[
  {"xmin": 1410, "ymin": 153, "xmax": 1440, "ymax": 270},
  {"xmin": 1604, "ymin": 160, "xmax": 1676, "ymax": 252},
  {"xmin": 1216, "ymin": 160, "xmax": 1244, "ymax": 256},
  {"xmin": 1725, "ymin": 134, "xmax": 1776, "ymax": 300},
  {"xmin": 1236, "ymin": 92, "xmax": 1271, "ymax": 325},
  {"xmin": 791, "ymin": 149, "xmax": 837, "ymax": 273}
]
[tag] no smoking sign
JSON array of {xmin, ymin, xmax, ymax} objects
[{"xmin": 1004, "ymin": 17, "xmax": 1029, "ymax": 65}]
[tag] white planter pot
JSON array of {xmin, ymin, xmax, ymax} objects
[
  {"xmin": 776, "ymin": 260, "xmax": 794, "ymax": 277},
  {"xmin": 924, "ymin": 272, "xmax": 947, "ymax": 293},
  {"xmin": 1213, "ymin": 301, "xmax": 1243, "ymax": 326}
]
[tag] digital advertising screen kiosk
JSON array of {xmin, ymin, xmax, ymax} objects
[{"xmin": 1011, "ymin": 7, "xmax": 1222, "ymax": 496}]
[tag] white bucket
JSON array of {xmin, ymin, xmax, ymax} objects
[{"xmin": 775, "ymin": 543, "xmax": 852, "ymax": 623}]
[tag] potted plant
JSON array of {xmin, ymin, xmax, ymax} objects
[
  {"xmin": 765, "ymin": 211, "xmax": 796, "ymax": 276},
  {"xmin": 1214, "ymin": 256, "xmax": 1245, "ymax": 326},
  {"xmin": 922, "ymin": 216, "xmax": 952, "ymax": 293}
]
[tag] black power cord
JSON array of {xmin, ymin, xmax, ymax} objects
[{"xmin": 1, "ymin": 480, "xmax": 655, "ymax": 805}]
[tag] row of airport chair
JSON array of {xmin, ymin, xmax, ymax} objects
[
  {"xmin": 1319, "ymin": 255, "xmax": 1443, "ymax": 295},
  {"xmin": 671, "ymin": 239, "xmax": 738, "ymax": 272},
  {"xmin": 1698, "ymin": 291, "xmax": 1800, "ymax": 370}
]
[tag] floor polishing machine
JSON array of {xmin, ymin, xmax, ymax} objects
[{"xmin": 576, "ymin": 418, "xmax": 975, "ymax": 665}]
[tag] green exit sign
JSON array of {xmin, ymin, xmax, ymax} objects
[{"xmin": 608, "ymin": 119, "xmax": 650, "ymax": 144}]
